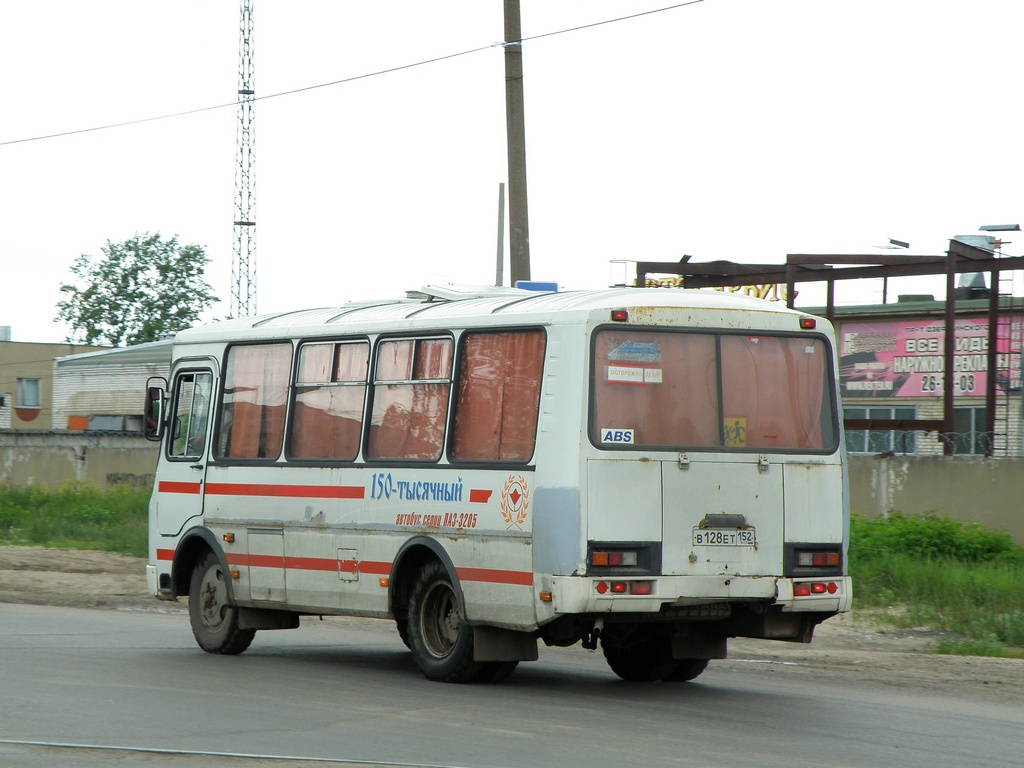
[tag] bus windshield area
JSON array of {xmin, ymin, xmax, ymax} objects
[{"xmin": 592, "ymin": 328, "xmax": 837, "ymax": 452}]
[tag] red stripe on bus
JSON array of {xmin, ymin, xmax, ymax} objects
[
  {"xmin": 156, "ymin": 548, "xmax": 175, "ymax": 562},
  {"xmin": 469, "ymin": 489, "xmax": 492, "ymax": 503},
  {"xmin": 158, "ymin": 481, "xmax": 201, "ymax": 495},
  {"xmin": 285, "ymin": 556, "xmax": 347, "ymax": 572},
  {"xmin": 456, "ymin": 567, "xmax": 533, "ymax": 586},
  {"xmin": 212, "ymin": 555, "xmax": 527, "ymax": 585},
  {"xmin": 222, "ymin": 553, "xmax": 390, "ymax": 575},
  {"xmin": 204, "ymin": 483, "xmax": 365, "ymax": 499}
]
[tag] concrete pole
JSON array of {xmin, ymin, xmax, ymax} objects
[{"xmin": 504, "ymin": 0, "xmax": 531, "ymax": 284}]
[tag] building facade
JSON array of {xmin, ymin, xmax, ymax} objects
[{"xmin": 0, "ymin": 341, "xmax": 110, "ymax": 430}]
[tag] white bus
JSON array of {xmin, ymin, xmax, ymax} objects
[{"xmin": 145, "ymin": 285, "xmax": 851, "ymax": 683}]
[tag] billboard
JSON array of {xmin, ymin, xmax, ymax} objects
[{"xmin": 838, "ymin": 317, "xmax": 1022, "ymax": 397}]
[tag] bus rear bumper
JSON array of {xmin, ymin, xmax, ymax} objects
[{"xmin": 549, "ymin": 575, "xmax": 852, "ymax": 615}]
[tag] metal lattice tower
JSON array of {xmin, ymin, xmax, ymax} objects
[{"xmin": 231, "ymin": 0, "xmax": 257, "ymax": 317}]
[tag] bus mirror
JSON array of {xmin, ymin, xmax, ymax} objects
[{"xmin": 144, "ymin": 377, "xmax": 168, "ymax": 441}]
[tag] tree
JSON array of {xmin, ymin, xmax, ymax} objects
[{"xmin": 56, "ymin": 232, "xmax": 219, "ymax": 346}]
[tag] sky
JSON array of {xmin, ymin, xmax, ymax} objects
[{"xmin": 2, "ymin": 0, "xmax": 1023, "ymax": 344}]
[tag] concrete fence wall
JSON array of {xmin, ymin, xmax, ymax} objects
[
  {"xmin": 847, "ymin": 454, "xmax": 1024, "ymax": 545},
  {"xmin": 1, "ymin": 433, "xmax": 1022, "ymax": 545},
  {"xmin": 0, "ymin": 432, "xmax": 158, "ymax": 491}
]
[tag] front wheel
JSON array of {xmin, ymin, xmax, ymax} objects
[
  {"xmin": 407, "ymin": 560, "xmax": 483, "ymax": 683},
  {"xmin": 188, "ymin": 551, "xmax": 255, "ymax": 655}
]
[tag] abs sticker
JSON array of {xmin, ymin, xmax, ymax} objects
[{"xmin": 601, "ymin": 428, "xmax": 635, "ymax": 445}]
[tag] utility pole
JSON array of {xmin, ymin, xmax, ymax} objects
[
  {"xmin": 503, "ymin": 0, "xmax": 531, "ymax": 284},
  {"xmin": 232, "ymin": 0, "xmax": 257, "ymax": 317}
]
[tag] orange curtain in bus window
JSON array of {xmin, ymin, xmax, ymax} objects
[
  {"xmin": 291, "ymin": 342, "xmax": 368, "ymax": 460},
  {"xmin": 368, "ymin": 338, "xmax": 452, "ymax": 461},
  {"xmin": 593, "ymin": 330, "xmax": 719, "ymax": 448},
  {"xmin": 219, "ymin": 343, "xmax": 291, "ymax": 459},
  {"xmin": 453, "ymin": 329, "xmax": 545, "ymax": 461},
  {"xmin": 720, "ymin": 335, "xmax": 826, "ymax": 450}
]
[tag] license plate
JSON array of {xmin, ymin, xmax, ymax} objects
[{"xmin": 692, "ymin": 527, "xmax": 756, "ymax": 547}]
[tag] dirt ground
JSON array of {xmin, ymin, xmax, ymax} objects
[{"xmin": 2, "ymin": 545, "xmax": 1022, "ymax": 700}]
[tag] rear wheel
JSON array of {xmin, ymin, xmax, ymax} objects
[
  {"xmin": 395, "ymin": 617, "xmax": 411, "ymax": 649},
  {"xmin": 664, "ymin": 658, "xmax": 710, "ymax": 682},
  {"xmin": 407, "ymin": 560, "xmax": 483, "ymax": 683},
  {"xmin": 602, "ymin": 636, "xmax": 678, "ymax": 682},
  {"xmin": 477, "ymin": 661, "xmax": 519, "ymax": 683},
  {"xmin": 188, "ymin": 551, "xmax": 255, "ymax": 655}
]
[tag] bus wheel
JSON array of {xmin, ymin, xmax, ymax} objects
[
  {"xmin": 664, "ymin": 658, "xmax": 710, "ymax": 682},
  {"xmin": 602, "ymin": 636, "xmax": 678, "ymax": 682},
  {"xmin": 477, "ymin": 661, "xmax": 519, "ymax": 683},
  {"xmin": 395, "ymin": 618, "xmax": 412, "ymax": 649},
  {"xmin": 407, "ymin": 560, "xmax": 482, "ymax": 683},
  {"xmin": 188, "ymin": 552, "xmax": 255, "ymax": 655}
]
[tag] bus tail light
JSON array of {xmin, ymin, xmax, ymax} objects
[
  {"xmin": 799, "ymin": 317, "xmax": 817, "ymax": 329},
  {"xmin": 610, "ymin": 309, "xmax": 629, "ymax": 322},
  {"xmin": 591, "ymin": 550, "xmax": 638, "ymax": 567},
  {"xmin": 797, "ymin": 551, "xmax": 840, "ymax": 568},
  {"xmin": 787, "ymin": 544, "xmax": 843, "ymax": 576},
  {"xmin": 595, "ymin": 580, "xmax": 654, "ymax": 595},
  {"xmin": 793, "ymin": 581, "xmax": 839, "ymax": 597}
]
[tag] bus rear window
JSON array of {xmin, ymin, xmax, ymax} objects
[{"xmin": 592, "ymin": 329, "xmax": 835, "ymax": 452}]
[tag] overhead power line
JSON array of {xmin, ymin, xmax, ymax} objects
[{"xmin": 0, "ymin": 1, "xmax": 704, "ymax": 148}]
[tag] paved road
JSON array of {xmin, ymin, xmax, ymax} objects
[{"xmin": 1, "ymin": 603, "xmax": 1021, "ymax": 768}]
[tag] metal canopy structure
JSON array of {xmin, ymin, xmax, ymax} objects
[{"xmin": 636, "ymin": 240, "xmax": 1024, "ymax": 456}]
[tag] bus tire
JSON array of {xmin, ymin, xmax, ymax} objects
[
  {"xmin": 188, "ymin": 551, "xmax": 255, "ymax": 655},
  {"xmin": 407, "ymin": 560, "xmax": 482, "ymax": 683},
  {"xmin": 602, "ymin": 636, "xmax": 678, "ymax": 682},
  {"xmin": 664, "ymin": 658, "xmax": 710, "ymax": 682},
  {"xmin": 476, "ymin": 661, "xmax": 519, "ymax": 683},
  {"xmin": 395, "ymin": 618, "xmax": 412, "ymax": 649}
]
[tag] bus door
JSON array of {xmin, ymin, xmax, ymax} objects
[
  {"xmin": 587, "ymin": 455, "xmax": 784, "ymax": 577},
  {"xmin": 155, "ymin": 368, "xmax": 215, "ymax": 536},
  {"xmin": 660, "ymin": 454, "xmax": 785, "ymax": 576}
]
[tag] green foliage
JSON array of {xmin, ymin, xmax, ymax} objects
[
  {"xmin": 56, "ymin": 232, "xmax": 219, "ymax": 346},
  {"xmin": 850, "ymin": 511, "xmax": 1016, "ymax": 564},
  {"xmin": 0, "ymin": 483, "xmax": 149, "ymax": 557},
  {"xmin": 850, "ymin": 512, "xmax": 1024, "ymax": 656}
]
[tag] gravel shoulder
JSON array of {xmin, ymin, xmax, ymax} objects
[{"xmin": 2, "ymin": 545, "xmax": 1022, "ymax": 700}]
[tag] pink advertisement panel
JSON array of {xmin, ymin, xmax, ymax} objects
[{"xmin": 838, "ymin": 317, "xmax": 1022, "ymax": 398}]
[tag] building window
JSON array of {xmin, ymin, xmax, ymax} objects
[
  {"xmin": 15, "ymin": 378, "xmax": 41, "ymax": 409},
  {"xmin": 844, "ymin": 406, "xmax": 917, "ymax": 454},
  {"xmin": 952, "ymin": 406, "xmax": 987, "ymax": 456}
]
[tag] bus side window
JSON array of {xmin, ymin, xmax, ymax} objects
[
  {"xmin": 215, "ymin": 343, "xmax": 291, "ymax": 460},
  {"xmin": 367, "ymin": 337, "xmax": 452, "ymax": 461},
  {"xmin": 452, "ymin": 329, "xmax": 546, "ymax": 461},
  {"xmin": 290, "ymin": 340, "xmax": 369, "ymax": 460},
  {"xmin": 168, "ymin": 372, "xmax": 213, "ymax": 459}
]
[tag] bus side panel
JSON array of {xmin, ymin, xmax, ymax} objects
[{"xmin": 532, "ymin": 486, "xmax": 583, "ymax": 577}]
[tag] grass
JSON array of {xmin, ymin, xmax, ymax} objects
[
  {"xmin": 0, "ymin": 482, "xmax": 149, "ymax": 558},
  {"xmin": 850, "ymin": 512, "xmax": 1024, "ymax": 658}
]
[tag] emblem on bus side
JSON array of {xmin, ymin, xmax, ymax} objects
[{"xmin": 501, "ymin": 475, "xmax": 529, "ymax": 531}]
